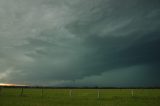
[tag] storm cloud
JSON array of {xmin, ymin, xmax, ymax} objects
[{"xmin": 0, "ymin": 0, "xmax": 160, "ymax": 87}]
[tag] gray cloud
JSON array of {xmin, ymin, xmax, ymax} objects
[{"xmin": 0, "ymin": 0, "xmax": 160, "ymax": 86}]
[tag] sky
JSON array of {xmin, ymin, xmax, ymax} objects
[{"xmin": 0, "ymin": 0, "xmax": 160, "ymax": 87}]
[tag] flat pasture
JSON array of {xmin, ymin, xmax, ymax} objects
[{"xmin": 0, "ymin": 88, "xmax": 160, "ymax": 106}]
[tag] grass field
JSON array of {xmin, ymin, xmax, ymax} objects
[{"xmin": 0, "ymin": 88, "xmax": 160, "ymax": 106}]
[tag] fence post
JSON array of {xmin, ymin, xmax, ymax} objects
[
  {"xmin": 42, "ymin": 87, "xmax": 44, "ymax": 97},
  {"xmin": 97, "ymin": 89, "xmax": 100, "ymax": 98},
  {"xmin": 20, "ymin": 88, "xmax": 24, "ymax": 96},
  {"xmin": 131, "ymin": 89, "xmax": 134, "ymax": 96},
  {"xmin": 69, "ymin": 89, "xmax": 72, "ymax": 97},
  {"xmin": 0, "ymin": 87, "xmax": 2, "ymax": 95}
]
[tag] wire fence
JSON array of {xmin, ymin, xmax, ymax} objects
[{"xmin": 0, "ymin": 87, "xmax": 154, "ymax": 98}]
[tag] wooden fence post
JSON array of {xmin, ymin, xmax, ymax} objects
[
  {"xmin": 20, "ymin": 88, "xmax": 24, "ymax": 96},
  {"xmin": 0, "ymin": 87, "xmax": 2, "ymax": 95},
  {"xmin": 42, "ymin": 87, "xmax": 44, "ymax": 97}
]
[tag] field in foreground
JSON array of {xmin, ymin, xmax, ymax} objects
[{"xmin": 0, "ymin": 88, "xmax": 160, "ymax": 106}]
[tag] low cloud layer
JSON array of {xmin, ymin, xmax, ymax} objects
[{"xmin": 0, "ymin": 0, "xmax": 160, "ymax": 86}]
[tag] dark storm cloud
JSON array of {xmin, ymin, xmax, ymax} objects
[
  {"xmin": 0, "ymin": 0, "xmax": 160, "ymax": 86},
  {"xmin": 65, "ymin": 0, "xmax": 160, "ymax": 77}
]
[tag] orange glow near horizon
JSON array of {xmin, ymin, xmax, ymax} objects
[
  {"xmin": 0, "ymin": 83, "xmax": 27, "ymax": 86},
  {"xmin": 0, "ymin": 83, "xmax": 17, "ymax": 86}
]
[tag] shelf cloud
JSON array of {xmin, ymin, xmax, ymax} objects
[{"xmin": 0, "ymin": 0, "xmax": 160, "ymax": 87}]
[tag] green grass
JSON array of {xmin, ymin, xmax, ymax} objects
[{"xmin": 0, "ymin": 88, "xmax": 160, "ymax": 106}]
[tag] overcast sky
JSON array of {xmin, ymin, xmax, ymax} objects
[{"xmin": 0, "ymin": 0, "xmax": 160, "ymax": 87}]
